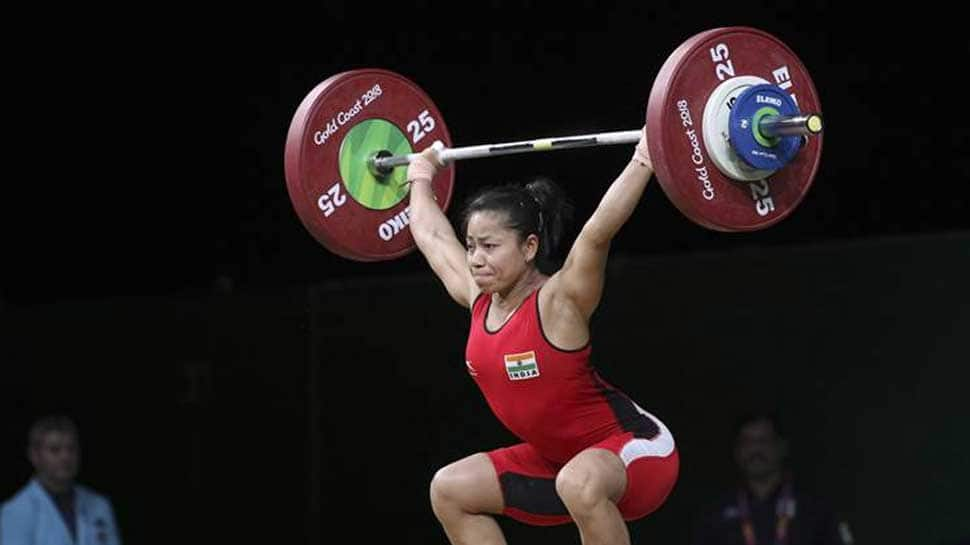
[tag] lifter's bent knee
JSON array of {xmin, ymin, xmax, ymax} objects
[
  {"xmin": 555, "ymin": 450, "xmax": 626, "ymax": 518},
  {"xmin": 429, "ymin": 454, "xmax": 503, "ymax": 518},
  {"xmin": 430, "ymin": 465, "xmax": 464, "ymax": 515},
  {"xmin": 555, "ymin": 465, "xmax": 603, "ymax": 516}
]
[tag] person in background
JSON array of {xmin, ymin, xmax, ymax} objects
[
  {"xmin": 691, "ymin": 411, "xmax": 854, "ymax": 545},
  {"xmin": 1, "ymin": 415, "xmax": 122, "ymax": 545}
]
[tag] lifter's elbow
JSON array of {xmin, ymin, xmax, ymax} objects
[
  {"xmin": 578, "ymin": 222, "xmax": 615, "ymax": 249},
  {"xmin": 409, "ymin": 209, "xmax": 434, "ymax": 242},
  {"xmin": 410, "ymin": 217, "xmax": 441, "ymax": 254},
  {"xmin": 410, "ymin": 224, "xmax": 432, "ymax": 250}
]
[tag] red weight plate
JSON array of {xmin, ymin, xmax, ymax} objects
[
  {"xmin": 647, "ymin": 27, "xmax": 822, "ymax": 231},
  {"xmin": 285, "ymin": 69, "xmax": 455, "ymax": 260}
]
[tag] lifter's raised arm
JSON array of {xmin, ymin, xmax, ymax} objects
[
  {"xmin": 552, "ymin": 127, "xmax": 654, "ymax": 318},
  {"xmin": 407, "ymin": 144, "xmax": 478, "ymax": 308}
]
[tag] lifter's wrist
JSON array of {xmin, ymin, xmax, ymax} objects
[{"xmin": 631, "ymin": 157, "xmax": 652, "ymax": 169}]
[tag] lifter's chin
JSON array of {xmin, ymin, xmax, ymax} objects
[
  {"xmin": 473, "ymin": 276, "xmax": 500, "ymax": 294},
  {"xmin": 474, "ymin": 280, "xmax": 494, "ymax": 293}
]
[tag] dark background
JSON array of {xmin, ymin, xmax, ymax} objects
[
  {"xmin": 5, "ymin": 5, "xmax": 969, "ymax": 305},
  {"xmin": 3, "ymin": 5, "xmax": 969, "ymax": 545}
]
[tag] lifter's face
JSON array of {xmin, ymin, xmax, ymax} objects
[
  {"xmin": 465, "ymin": 211, "xmax": 537, "ymax": 293},
  {"xmin": 29, "ymin": 431, "xmax": 79, "ymax": 493}
]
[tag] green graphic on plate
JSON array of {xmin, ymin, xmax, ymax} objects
[{"xmin": 338, "ymin": 119, "xmax": 412, "ymax": 210}]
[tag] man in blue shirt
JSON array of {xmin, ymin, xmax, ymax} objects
[{"xmin": 1, "ymin": 415, "xmax": 122, "ymax": 545}]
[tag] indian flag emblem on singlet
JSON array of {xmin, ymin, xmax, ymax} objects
[{"xmin": 504, "ymin": 351, "xmax": 540, "ymax": 381}]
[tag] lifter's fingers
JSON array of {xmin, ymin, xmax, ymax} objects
[{"xmin": 407, "ymin": 142, "xmax": 444, "ymax": 183}]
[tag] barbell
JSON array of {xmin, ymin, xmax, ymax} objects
[{"xmin": 284, "ymin": 26, "xmax": 823, "ymax": 262}]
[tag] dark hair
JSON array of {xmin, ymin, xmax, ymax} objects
[
  {"xmin": 28, "ymin": 415, "xmax": 79, "ymax": 448},
  {"xmin": 732, "ymin": 410, "xmax": 787, "ymax": 440},
  {"xmin": 460, "ymin": 177, "xmax": 574, "ymax": 273}
]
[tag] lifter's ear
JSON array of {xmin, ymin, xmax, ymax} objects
[{"xmin": 523, "ymin": 233, "xmax": 540, "ymax": 262}]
